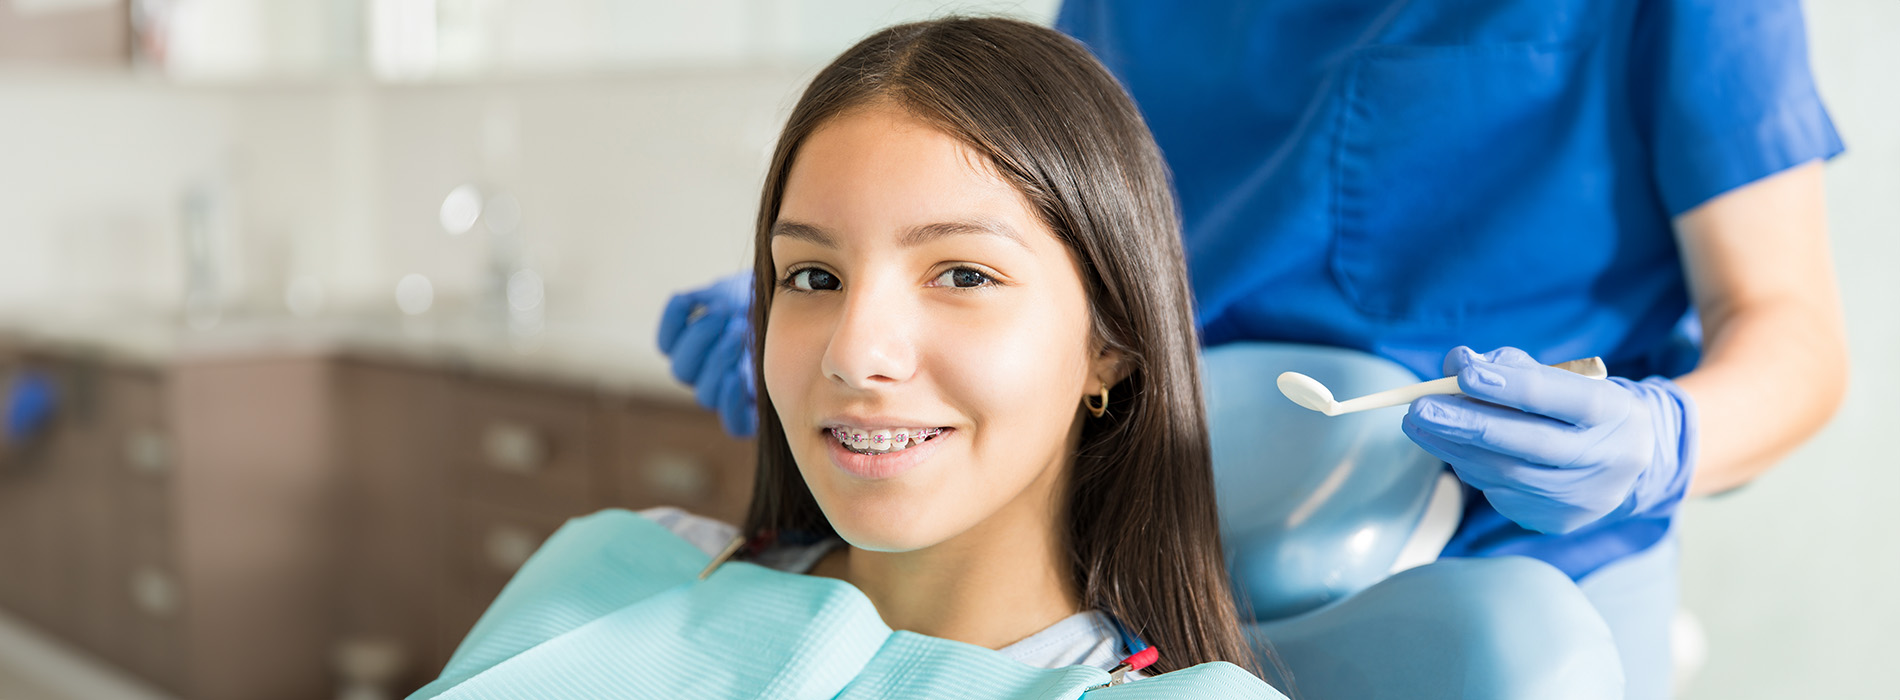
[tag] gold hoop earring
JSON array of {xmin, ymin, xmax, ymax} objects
[{"xmin": 1085, "ymin": 383, "xmax": 1109, "ymax": 418}]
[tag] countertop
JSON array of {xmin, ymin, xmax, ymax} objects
[{"xmin": 0, "ymin": 307, "xmax": 697, "ymax": 401}]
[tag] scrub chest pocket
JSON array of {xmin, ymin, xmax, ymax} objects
[{"xmin": 1329, "ymin": 39, "xmax": 1619, "ymax": 324}]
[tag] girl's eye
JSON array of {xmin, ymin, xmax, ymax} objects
[
  {"xmin": 932, "ymin": 267, "xmax": 995, "ymax": 289},
  {"xmin": 786, "ymin": 268, "xmax": 840, "ymax": 291}
]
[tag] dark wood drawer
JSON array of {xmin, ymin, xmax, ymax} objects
[
  {"xmin": 0, "ymin": 355, "xmax": 101, "ymax": 641},
  {"xmin": 441, "ymin": 499, "xmax": 569, "ymax": 655},
  {"xmin": 120, "ymin": 540, "xmax": 187, "ymax": 693},
  {"xmin": 608, "ymin": 403, "xmax": 755, "ymax": 525},
  {"xmin": 0, "ymin": 358, "xmax": 186, "ymax": 692},
  {"xmin": 451, "ymin": 378, "xmax": 601, "ymax": 516},
  {"xmin": 332, "ymin": 360, "xmax": 456, "ymax": 688},
  {"xmin": 77, "ymin": 367, "xmax": 173, "ymax": 671}
]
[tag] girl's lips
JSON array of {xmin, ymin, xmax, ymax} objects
[{"xmin": 824, "ymin": 427, "xmax": 954, "ymax": 480}]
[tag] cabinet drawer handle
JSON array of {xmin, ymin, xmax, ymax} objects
[
  {"xmin": 334, "ymin": 638, "xmax": 410, "ymax": 696},
  {"xmin": 125, "ymin": 429, "xmax": 170, "ymax": 476},
  {"xmin": 130, "ymin": 567, "xmax": 179, "ymax": 618},
  {"xmin": 483, "ymin": 525, "xmax": 540, "ymax": 572},
  {"xmin": 643, "ymin": 451, "xmax": 713, "ymax": 502},
  {"xmin": 481, "ymin": 422, "xmax": 548, "ymax": 474}
]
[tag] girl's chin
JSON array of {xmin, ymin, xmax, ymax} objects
[{"xmin": 814, "ymin": 495, "xmax": 954, "ymax": 553}]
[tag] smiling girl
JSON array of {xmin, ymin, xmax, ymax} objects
[
  {"xmin": 419, "ymin": 16, "xmax": 1275, "ymax": 696},
  {"xmin": 639, "ymin": 16, "xmax": 1264, "ymax": 679}
]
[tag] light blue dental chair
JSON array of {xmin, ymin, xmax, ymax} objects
[{"xmin": 1204, "ymin": 343, "xmax": 1623, "ymax": 700}]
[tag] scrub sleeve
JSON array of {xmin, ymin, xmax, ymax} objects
[{"xmin": 1582, "ymin": 4, "xmax": 1843, "ymax": 697}]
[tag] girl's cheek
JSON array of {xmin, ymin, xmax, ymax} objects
[
  {"xmin": 762, "ymin": 310, "xmax": 813, "ymax": 406},
  {"xmin": 931, "ymin": 312, "xmax": 1010, "ymax": 379},
  {"xmin": 935, "ymin": 305, "xmax": 1068, "ymax": 399}
]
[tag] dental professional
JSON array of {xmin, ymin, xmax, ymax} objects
[{"xmin": 658, "ymin": 1, "xmax": 1847, "ymax": 697}]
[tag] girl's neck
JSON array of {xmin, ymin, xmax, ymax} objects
[{"xmin": 809, "ymin": 488, "xmax": 1083, "ymax": 650}]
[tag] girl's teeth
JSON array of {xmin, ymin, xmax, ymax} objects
[{"xmin": 834, "ymin": 428, "xmax": 939, "ymax": 455}]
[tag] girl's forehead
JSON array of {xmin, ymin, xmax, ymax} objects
[{"xmin": 778, "ymin": 106, "xmax": 1038, "ymax": 240}]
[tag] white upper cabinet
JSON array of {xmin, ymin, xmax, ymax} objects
[{"xmin": 95, "ymin": 0, "xmax": 1061, "ymax": 83}]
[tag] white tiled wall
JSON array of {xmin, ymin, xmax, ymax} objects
[
  {"xmin": 0, "ymin": 0, "xmax": 1062, "ymax": 388},
  {"xmin": 0, "ymin": 69, "xmax": 806, "ymax": 390},
  {"xmin": 0, "ymin": 75, "xmax": 227, "ymax": 318}
]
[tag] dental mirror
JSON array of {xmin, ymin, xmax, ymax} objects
[{"xmin": 1278, "ymin": 357, "xmax": 1609, "ymax": 417}]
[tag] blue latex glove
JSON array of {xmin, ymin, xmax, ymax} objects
[
  {"xmin": 656, "ymin": 270, "xmax": 757, "ymax": 438},
  {"xmin": 1401, "ymin": 346, "xmax": 1698, "ymax": 535},
  {"xmin": 4, "ymin": 370, "xmax": 57, "ymax": 445}
]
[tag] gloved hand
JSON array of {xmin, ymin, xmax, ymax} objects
[
  {"xmin": 656, "ymin": 270, "xmax": 757, "ymax": 438},
  {"xmin": 1400, "ymin": 346, "xmax": 1698, "ymax": 535},
  {"xmin": 4, "ymin": 369, "xmax": 57, "ymax": 445}
]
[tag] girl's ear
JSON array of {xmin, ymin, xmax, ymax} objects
[{"xmin": 1089, "ymin": 345, "xmax": 1132, "ymax": 394}]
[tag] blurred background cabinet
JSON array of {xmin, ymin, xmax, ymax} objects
[
  {"xmin": 0, "ymin": 0, "xmax": 129, "ymax": 70},
  {"xmin": 0, "ymin": 338, "xmax": 754, "ymax": 699},
  {"xmin": 0, "ymin": 350, "xmax": 186, "ymax": 692}
]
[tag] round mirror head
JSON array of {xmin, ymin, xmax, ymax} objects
[{"xmin": 1276, "ymin": 371, "xmax": 1337, "ymax": 413}]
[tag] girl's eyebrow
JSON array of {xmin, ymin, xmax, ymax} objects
[{"xmin": 771, "ymin": 218, "xmax": 1029, "ymax": 251}]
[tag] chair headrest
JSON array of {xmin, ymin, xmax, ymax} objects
[{"xmin": 1203, "ymin": 343, "xmax": 1446, "ymax": 621}]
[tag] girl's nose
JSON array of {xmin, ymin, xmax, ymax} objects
[{"xmin": 821, "ymin": 287, "xmax": 917, "ymax": 390}]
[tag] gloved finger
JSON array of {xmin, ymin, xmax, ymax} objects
[
  {"xmin": 667, "ymin": 314, "xmax": 726, "ymax": 386},
  {"xmin": 1404, "ymin": 411, "xmax": 1580, "ymax": 490},
  {"xmin": 708, "ymin": 269, "xmax": 755, "ymax": 308},
  {"xmin": 715, "ymin": 364, "xmax": 757, "ymax": 438},
  {"xmin": 1402, "ymin": 417, "xmax": 1511, "ymax": 491},
  {"xmin": 657, "ymin": 290, "xmax": 704, "ymax": 354},
  {"xmin": 695, "ymin": 319, "xmax": 747, "ymax": 410},
  {"xmin": 735, "ymin": 339, "xmax": 756, "ymax": 387},
  {"xmin": 1479, "ymin": 485, "xmax": 1601, "ymax": 535},
  {"xmin": 1441, "ymin": 345, "xmax": 1478, "ymax": 378},
  {"xmin": 1405, "ymin": 420, "xmax": 1604, "ymax": 533},
  {"xmin": 1440, "ymin": 345, "xmax": 1526, "ymax": 377},
  {"xmin": 1455, "ymin": 347, "xmax": 1630, "ymax": 428},
  {"xmin": 1406, "ymin": 394, "xmax": 1599, "ymax": 468}
]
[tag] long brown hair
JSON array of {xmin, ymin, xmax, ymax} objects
[{"xmin": 743, "ymin": 16, "xmax": 1259, "ymax": 677}]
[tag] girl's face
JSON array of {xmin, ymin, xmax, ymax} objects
[{"xmin": 764, "ymin": 104, "xmax": 1116, "ymax": 552}]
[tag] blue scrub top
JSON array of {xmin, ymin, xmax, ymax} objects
[{"xmin": 1057, "ymin": 0, "xmax": 1843, "ymax": 580}]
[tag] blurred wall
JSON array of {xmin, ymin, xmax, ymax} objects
[
  {"xmin": 1676, "ymin": 2, "xmax": 1900, "ymax": 699},
  {"xmin": 0, "ymin": 0, "xmax": 1061, "ymax": 389},
  {"xmin": 0, "ymin": 70, "xmax": 794, "ymax": 388}
]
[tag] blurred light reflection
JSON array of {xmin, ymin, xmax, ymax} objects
[
  {"xmin": 395, "ymin": 273, "xmax": 434, "ymax": 315},
  {"xmin": 285, "ymin": 276, "xmax": 325, "ymax": 318},
  {"xmin": 439, "ymin": 184, "xmax": 483, "ymax": 236},
  {"xmin": 506, "ymin": 269, "xmax": 543, "ymax": 312}
]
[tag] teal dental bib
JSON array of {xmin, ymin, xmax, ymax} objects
[{"xmin": 409, "ymin": 509, "xmax": 1285, "ymax": 700}]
